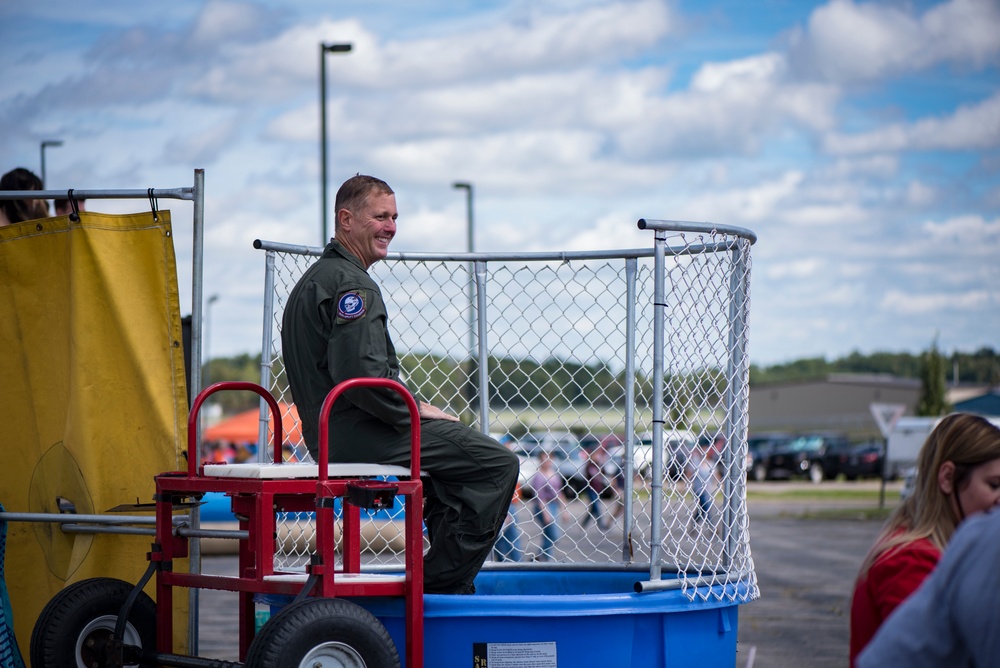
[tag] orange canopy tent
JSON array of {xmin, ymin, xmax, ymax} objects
[{"xmin": 202, "ymin": 403, "xmax": 302, "ymax": 447}]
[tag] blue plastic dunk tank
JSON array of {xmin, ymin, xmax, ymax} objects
[
  {"xmin": 368, "ymin": 570, "xmax": 741, "ymax": 668},
  {"xmin": 261, "ymin": 570, "xmax": 746, "ymax": 668}
]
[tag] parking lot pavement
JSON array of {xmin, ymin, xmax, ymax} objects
[{"xmin": 738, "ymin": 514, "xmax": 885, "ymax": 668}]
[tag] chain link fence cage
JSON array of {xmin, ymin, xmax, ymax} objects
[{"xmin": 246, "ymin": 219, "xmax": 758, "ymax": 602}]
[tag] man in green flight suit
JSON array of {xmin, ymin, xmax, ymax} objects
[{"xmin": 281, "ymin": 174, "xmax": 519, "ymax": 594}]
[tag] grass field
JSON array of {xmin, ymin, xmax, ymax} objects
[{"xmin": 745, "ymin": 486, "xmax": 898, "ymax": 502}]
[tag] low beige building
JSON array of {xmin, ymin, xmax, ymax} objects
[
  {"xmin": 748, "ymin": 374, "xmax": 920, "ymax": 438},
  {"xmin": 748, "ymin": 374, "xmax": 993, "ymax": 438}
]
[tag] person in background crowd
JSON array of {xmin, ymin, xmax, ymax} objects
[
  {"xmin": 492, "ymin": 435, "xmax": 524, "ymax": 562},
  {"xmin": 0, "ymin": 168, "xmax": 48, "ymax": 226},
  {"xmin": 581, "ymin": 443, "xmax": 610, "ymax": 530},
  {"xmin": 528, "ymin": 451, "xmax": 563, "ymax": 562},
  {"xmin": 53, "ymin": 197, "xmax": 86, "ymax": 217},
  {"xmin": 687, "ymin": 440, "xmax": 720, "ymax": 533},
  {"xmin": 849, "ymin": 413, "xmax": 1000, "ymax": 667}
]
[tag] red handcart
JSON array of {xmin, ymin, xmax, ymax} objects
[{"xmin": 31, "ymin": 379, "xmax": 425, "ymax": 668}]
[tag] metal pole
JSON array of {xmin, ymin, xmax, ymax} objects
[
  {"xmin": 258, "ymin": 250, "xmax": 277, "ymax": 461},
  {"xmin": 202, "ymin": 294, "xmax": 219, "ymax": 438},
  {"xmin": 320, "ymin": 42, "xmax": 353, "ymax": 245},
  {"xmin": 723, "ymin": 240, "xmax": 751, "ymax": 569},
  {"xmin": 39, "ymin": 139, "xmax": 63, "ymax": 186},
  {"xmin": 648, "ymin": 230, "xmax": 667, "ymax": 582},
  {"xmin": 475, "ymin": 260, "xmax": 490, "ymax": 433},
  {"xmin": 452, "ymin": 182, "xmax": 475, "ymax": 423},
  {"xmin": 204, "ymin": 295, "xmax": 219, "ymax": 386},
  {"xmin": 621, "ymin": 257, "xmax": 638, "ymax": 563},
  {"xmin": 189, "ymin": 168, "xmax": 205, "ymax": 656}
]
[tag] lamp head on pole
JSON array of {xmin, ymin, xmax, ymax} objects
[{"xmin": 323, "ymin": 43, "xmax": 353, "ymax": 53}]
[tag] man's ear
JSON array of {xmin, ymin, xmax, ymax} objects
[
  {"xmin": 937, "ymin": 461, "xmax": 956, "ymax": 495},
  {"xmin": 336, "ymin": 208, "xmax": 352, "ymax": 233}
]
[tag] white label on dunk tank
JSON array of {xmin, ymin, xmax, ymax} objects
[{"xmin": 472, "ymin": 641, "xmax": 557, "ymax": 668}]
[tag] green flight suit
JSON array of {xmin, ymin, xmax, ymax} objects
[{"xmin": 281, "ymin": 240, "xmax": 518, "ymax": 593}]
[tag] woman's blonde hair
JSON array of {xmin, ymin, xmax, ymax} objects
[{"xmin": 859, "ymin": 413, "xmax": 1000, "ymax": 577}]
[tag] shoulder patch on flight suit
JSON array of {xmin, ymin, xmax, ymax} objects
[{"xmin": 336, "ymin": 290, "xmax": 368, "ymax": 323}]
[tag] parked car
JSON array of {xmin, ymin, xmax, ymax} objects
[
  {"xmin": 840, "ymin": 441, "xmax": 886, "ymax": 480},
  {"xmin": 515, "ymin": 431, "xmax": 589, "ymax": 496},
  {"xmin": 758, "ymin": 433, "xmax": 853, "ymax": 483},
  {"xmin": 633, "ymin": 429, "xmax": 697, "ymax": 481},
  {"xmin": 746, "ymin": 432, "xmax": 795, "ymax": 481}
]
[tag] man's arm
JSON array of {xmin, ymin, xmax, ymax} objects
[{"xmin": 325, "ymin": 288, "xmax": 413, "ymax": 429}]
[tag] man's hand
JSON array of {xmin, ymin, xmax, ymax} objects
[{"xmin": 418, "ymin": 401, "xmax": 460, "ymax": 422}]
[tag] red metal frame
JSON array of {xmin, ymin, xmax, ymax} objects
[{"xmin": 152, "ymin": 380, "xmax": 424, "ymax": 667}]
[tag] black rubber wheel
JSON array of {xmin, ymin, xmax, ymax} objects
[
  {"xmin": 30, "ymin": 577, "xmax": 156, "ymax": 668},
  {"xmin": 245, "ymin": 597, "xmax": 400, "ymax": 668}
]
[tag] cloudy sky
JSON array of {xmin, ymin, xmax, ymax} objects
[{"xmin": 3, "ymin": 0, "xmax": 998, "ymax": 365}]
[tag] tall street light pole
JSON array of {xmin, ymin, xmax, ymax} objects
[
  {"xmin": 320, "ymin": 42, "xmax": 353, "ymax": 245},
  {"xmin": 204, "ymin": 294, "xmax": 220, "ymax": 387},
  {"xmin": 202, "ymin": 294, "xmax": 220, "ymax": 443},
  {"xmin": 40, "ymin": 139, "xmax": 64, "ymax": 186},
  {"xmin": 452, "ymin": 182, "xmax": 476, "ymax": 424}
]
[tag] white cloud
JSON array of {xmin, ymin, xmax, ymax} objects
[
  {"xmin": 188, "ymin": 0, "xmax": 274, "ymax": 47},
  {"xmin": 905, "ymin": 181, "xmax": 937, "ymax": 207},
  {"xmin": 821, "ymin": 155, "xmax": 899, "ymax": 180},
  {"xmin": 612, "ymin": 53, "xmax": 839, "ymax": 158},
  {"xmin": 163, "ymin": 116, "xmax": 241, "ymax": 165},
  {"xmin": 691, "ymin": 53, "xmax": 786, "ymax": 92},
  {"xmin": 880, "ymin": 288, "xmax": 991, "ymax": 315},
  {"xmin": 361, "ymin": 0, "xmax": 674, "ymax": 86},
  {"xmin": 763, "ymin": 258, "xmax": 823, "ymax": 280},
  {"xmin": 825, "ymin": 91, "xmax": 1000, "ymax": 154},
  {"xmin": 922, "ymin": 213, "xmax": 1000, "ymax": 243},
  {"xmin": 789, "ymin": 0, "xmax": 1000, "ymax": 83},
  {"xmin": 187, "ymin": 0, "xmax": 675, "ymax": 104},
  {"xmin": 2, "ymin": 0, "xmax": 996, "ymax": 365},
  {"xmin": 677, "ymin": 171, "xmax": 804, "ymax": 224}
]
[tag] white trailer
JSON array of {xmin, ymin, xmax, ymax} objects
[
  {"xmin": 887, "ymin": 415, "xmax": 1000, "ymax": 480},
  {"xmin": 885, "ymin": 416, "xmax": 938, "ymax": 480}
]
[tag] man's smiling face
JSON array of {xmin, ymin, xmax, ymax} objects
[{"xmin": 339, "ymin": 191, "xmax": 397, "ymax": 269}]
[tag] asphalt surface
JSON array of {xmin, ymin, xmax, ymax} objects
[
  {"xmin": 737, "ymin": 513, "xmax": 883, "ymax": 668},
  {"xmin": 195, "ymin": 480, "xmax": 897, "ymax": 666}
]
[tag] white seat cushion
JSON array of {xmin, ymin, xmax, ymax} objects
[
  {"xmin": 263, "ymin": 572, "xmax": 406, "ymax": 585},
  {"xmin": 201, "ymin": 462, "xmax": 419, "ymax": 479}
]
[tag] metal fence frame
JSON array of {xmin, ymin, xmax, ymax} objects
[{"xmin": 253, "ymin": 218, "xmax": 759, "ymax": 602}]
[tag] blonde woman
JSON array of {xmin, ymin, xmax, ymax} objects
[{"xmin": 850, "ymin": 413, "xmax": 1000, "ymax": 666}]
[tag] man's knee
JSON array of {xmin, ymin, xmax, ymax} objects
[{"xmin": 495, "ymin": 445, "xmax": 519, "ymax": 483}]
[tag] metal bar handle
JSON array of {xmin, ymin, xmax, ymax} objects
[
  {"xmin": 187, "ymin": 381, "xmax": 283, "ymax": 476},
  {"xmin": 316, "ymin": 378, "xmax": 421, "ymax": 480}
]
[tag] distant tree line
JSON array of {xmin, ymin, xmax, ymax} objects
[
  {"xmin": 201, "ymin": 346, "xmax": 997, "ymax": 418},
  {"xmin": 749, "ymin": 347, "xmax": 999, "ymax": 387}
]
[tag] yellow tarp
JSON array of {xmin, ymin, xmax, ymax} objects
[{"xmin": 0, "ymin": 211, "xmax": 189, "ymax": 659}]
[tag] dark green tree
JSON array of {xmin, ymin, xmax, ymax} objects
[{"xmin": 916, "ymin": 337, "xmax": 952, "ymax": 416}]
